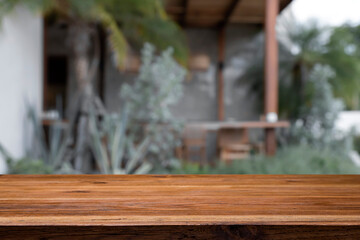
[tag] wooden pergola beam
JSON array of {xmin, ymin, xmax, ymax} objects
[
  {"xmin": 217, "ymin": 28, "xmax": 225, "ymax": 121},
  {"xmin": 165, "ymin": 0, "xmax": 293, "ymax": 28},
  {"xmin": 219, "ymin": 0, "xmax": 242, "ymax": 28},
  {"xmin": 264, "ymin": 0, "xmax": 279, "ymax": 155}
]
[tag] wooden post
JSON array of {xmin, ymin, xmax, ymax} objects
[
  {"xmin": 216, "ymin": 0, "xmax": 240, "ymax": 121},
  {"xmin": 217, "ymin": 27, "xmax": 225, "ymax": 121},
  {"xmin": 42, "ymin": 20, "xmax": 48, "ymax": 111},
  {"xmin": 264, "ymin": 0, "xmax": 279, "ymax": 156},
  {"xmin": 98, "ymin": 26, "xmax": 106, "ymax": 102}
]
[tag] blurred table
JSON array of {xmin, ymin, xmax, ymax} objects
[
  {"xmin": 187, "ymin": 120, "xmax": 290, "ymax": 131},
  {"xmin": 187, "ymin": 121, "xmax": 290, "ymax": 156}
]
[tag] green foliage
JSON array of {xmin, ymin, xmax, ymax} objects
[
  {"xmin": 1, "ymin": 0, "xmax": 188, "ymax": 174},
  {"xmin": 324, "ymin": 25, "xmax": 360, "ymax": 108},
  {"xmin": 97, "ymin": 7, "xmax": 128, "ymax": 69},
  {"xmin": 2, "ymin": 44, "xmax": 187, "ymax": 174},
  {"xmin": 243, "ymin": 18, "xmax": 360, "ymax": 118},
  {"xmin": 354, "ymin": 135, "xmax": 360, "ymax": 154},
  {"xmin": 120, "ymin": 43, "xmax": 186, "ymax": 167},
  {"xmin": 120, "ymin": 16, "xmax": 188, "ymax": 66},
  {"xmin": 0, "ymin": 0, "xmax": 54, "ymax": 20},
  {"xmin": 0, "ymin": 0, "xmax": 188, "ymax": 66},
  {"xmin": 278, "ymin": 20, "xmax": 326, "ymax": 117},
  {"xmin": 242, "ymin": 19, "xmax": 357, "ymax": 153},
  {"xmin": 6, "ymin": 158, "xmax": 54, "ymax": 174},
  {"xmin": 89, "ymin": 105, "xmax": 152, "ymax": 174},
  {"xmin": 0, "ymin": 142, "xmax": 54, "ymax": 174},
  {"xmin": 0, "ymin": 105, "xmax": 77, "ymax": 174},
  {"xmin": 27, "ymin": 105, "xmax": 69, "ymax": 169},
  {"xmin": 242, "ymin": 19, "xmax": 326, "ymax": 119},
  {"xmin": 121, "ymin": 43, "xmax": 186, "ymax": 120},
  {"xmin": 289, "ymin": 66, "xmax": 348, "ymax": 150},
  {"xmin": 0, "ymin": 103, "xmax": 153, "ymax": 175},
  {"xmin": 163, "ymin": 145, "xmax": 360, "ymax": 174}
]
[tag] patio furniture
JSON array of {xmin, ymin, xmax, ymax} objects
[
  {"xmin": 188, "ymin": 121, "xmax": 290, "ymax": 131},
  {"xmin": 1, "ymin": 175, "xmax": 360, "ymax": 239},
  {"xmin": 217, "ymin": 128, "xmax": 251, "ymax": 162},
  {"xmin": 181, "ymin": 126, "xmax": 207, "ymax": 165},
  {"xmin": 188, "ymin": 121, "xmax": 289, "ymax": 161}
]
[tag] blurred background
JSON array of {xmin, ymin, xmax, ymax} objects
[{"xmin": 0, "ymin": 0, "xmax": 360, "ymax": 174}]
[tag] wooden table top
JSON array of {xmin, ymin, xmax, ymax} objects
[
  {"xmin": 187, "ymin": 121, "xmax": 290, "ymax": 131},
  {"xmin": 0, "ymin": 175, "xmax": 360, "ymax": 226}
]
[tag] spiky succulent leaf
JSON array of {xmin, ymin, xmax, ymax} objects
[
  {"xmin": 134, "ymin": 162, "xmax": 152, "ymax": 174},
  {"xmin": 110, "ymin": 105, "xmax": 129, "ymax": 173},
  {"xmin": 125, "ymin": 137, "xmax": 150, "ymax": 173},
  {"xmin": 89, "ymin": 112, "xmax": 109, "ymax": 174}
]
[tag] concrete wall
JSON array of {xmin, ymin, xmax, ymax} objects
[
  {"xmin": 104, "ymin": 24, "xmax": 262, "ymax": 121},
  {"xmin": 0, "ymin": 8, "xmax": 43, "ymax": 173},
  {"xmin": 173, "ymin": 25, "xmax": 261, "ymax": 121}
]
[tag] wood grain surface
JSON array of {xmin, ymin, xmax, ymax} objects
[{"xmin": 0, "ymin": 175, "xmax": 360, "ymax": 226}]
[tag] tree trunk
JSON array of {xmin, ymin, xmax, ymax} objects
[{"xmin": 67, "ymin": 23, "xmax": 105, "ymax": 172}]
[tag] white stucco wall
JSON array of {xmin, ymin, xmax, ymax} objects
[
  {"xmin": 336, "ymin": 111, "xmax": 360, "ymax": 134},
  {"xmin": 0, "ymin": 8, "xmax": 43, "ymax": 173}
]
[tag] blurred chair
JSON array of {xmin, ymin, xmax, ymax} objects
[
  {"xmin": 217, "ymin": 128, "xmax": 251, "ymax": 162},
  {"xmin": 180, "ymin": 125, "xmax": 207, "ymax": 165}
]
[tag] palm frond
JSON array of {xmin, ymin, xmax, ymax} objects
[
  {"xmin": 102, "ymin": 0, "xmax": 167, "ymax": 20},
  {"xmin": 121, "ymin": 16, "xmax": 188, "ymax": 65},
  {"xmin": 96, "ymin": 7, "xmax": 128, "ymax": 69},
  {"xmin": 1, "ymin": 0, "xmax": 188, "ymax": 66}
]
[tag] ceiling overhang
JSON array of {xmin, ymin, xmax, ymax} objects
[{"xmin": 165, "ymin": 0, "xmax": 293, "ymax": 28}]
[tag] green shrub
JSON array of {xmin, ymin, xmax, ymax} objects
[
  {"xmin": 120, "ymin": 43, "xmax": 186, "ymax": 167},
  {"xmin": 289, "ymin": 66, "xmax": 346, "ymax": 150},
  {"xmin": 354, "ymin": 135, "xmax": 360, "ymax": 154},
  {"xmin": 160, "ymin": 145, "xmax": 360, "ymax": 174},
  {"xmin": 89, "ymin": 106, "xmax": 152, "ymax": 174},
  {"xmin": 7, "ymin": 158, "xmax": 54, "ymax": 174}
]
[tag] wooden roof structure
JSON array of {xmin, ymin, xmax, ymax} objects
[{"xmin": 165, "ymin": 0, "xmax": 293, "ymax": 28}]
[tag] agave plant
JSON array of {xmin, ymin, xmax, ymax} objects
[
  {"xmin": 0, "ymin": 104, "xmax": 77, "ymax": 174},
  {"xmin": 26, "ymin": 105, "xmax": 67, "ymax": 167},
  {"xmin": 0, "ymin": 0, "xmax": 188, "ymax": 171},
  {"xmin": 27, "ymin": 104, "xmax": 80, "ymax": 173},
  {"xmin": 89, "ymin": 105, "xmax": 152, "ymax": 174}
]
